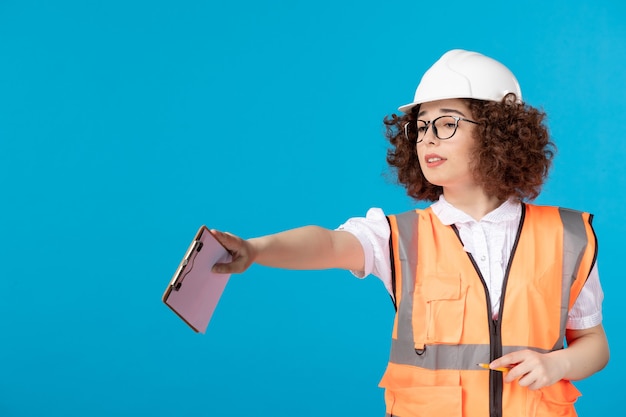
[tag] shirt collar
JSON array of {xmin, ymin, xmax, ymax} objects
[{"xmin": 431, "ymin": 195, "xmax": 522, "ymax": 226}]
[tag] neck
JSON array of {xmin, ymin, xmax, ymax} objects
[{"xmin": 442, "ymin": 187, "xmax": 505, "ymax": 221}]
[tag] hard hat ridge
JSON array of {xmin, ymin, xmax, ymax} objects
[{"xmin": 398, "ymin": 49, "xmax": 522, "ymax": 113}]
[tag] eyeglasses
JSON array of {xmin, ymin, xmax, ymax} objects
[{"xmin": 404, "ymin": 115, "xmax": 480, "ymax": 143}]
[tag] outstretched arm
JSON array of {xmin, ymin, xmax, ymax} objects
[{"xmin": 210, "ymin": 226, "xmax": 365, "ymax": 274}]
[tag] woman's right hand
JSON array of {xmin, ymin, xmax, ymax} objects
[{"xmin": 210, "ymin": 229, "xmax": 257, "ymax": 274}]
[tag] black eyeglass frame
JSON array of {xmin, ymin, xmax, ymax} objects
[{"xmin": 404, "ymin": 115, "xmax": 480, "ymax": 143}]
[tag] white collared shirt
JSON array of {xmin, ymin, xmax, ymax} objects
[{"xmin": 338, "ymin": 196, "xmax": 603, "ymax": 330}]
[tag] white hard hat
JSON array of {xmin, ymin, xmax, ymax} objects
[{"xmin": 398, "ymin": 49, "xmax": 522, "ymax": 113}]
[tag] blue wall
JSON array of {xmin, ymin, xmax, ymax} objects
[{"xmin": 1, "ymin": 1, "xmax": 624, "ymax": 415}]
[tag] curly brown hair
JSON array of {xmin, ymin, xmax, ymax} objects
[{"xmin": 384, "ymin": 94, "xmax": 555, "ymax": 202}]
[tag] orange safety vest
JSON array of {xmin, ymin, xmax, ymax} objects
[{"xmin": 381, "ymin": 204, "xmax": 597, "ymax": 417}]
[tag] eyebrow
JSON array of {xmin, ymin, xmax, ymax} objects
[{"xmin": 418, "ymin": 108, "xmax": 468, "ymax": 118}]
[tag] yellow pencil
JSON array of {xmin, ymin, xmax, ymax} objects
[{"xmin": 477, "ymin": 363, "xmax": 511, "ymax": 372}]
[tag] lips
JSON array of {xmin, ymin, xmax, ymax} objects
[{"xmin": 424, "ymin": 153, "xmax": 447, "ymax": 167}]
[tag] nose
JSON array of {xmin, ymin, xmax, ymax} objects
[{"xmin": 423, "ymin": 123, "xmax": 439, "ymax": 145}]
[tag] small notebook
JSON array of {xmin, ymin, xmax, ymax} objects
[{"xmin": 162, "ymin": 225, "xmax": 232, "ymax": 333}]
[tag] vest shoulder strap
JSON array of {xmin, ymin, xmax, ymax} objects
[
  {"xmin": 386, "ymin": 209, "xmax": 425, "ymax": 310},
  {"xmin": 555, "ymin": 206, "xmax": 598, "ymax": 307}
]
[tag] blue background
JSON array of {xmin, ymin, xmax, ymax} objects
[{"xmin": 1, "ymin": 1, "xmax": 624, "ymax": 416}]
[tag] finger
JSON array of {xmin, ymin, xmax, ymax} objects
[
  {"xmin": 503, "ymin": 362, "xmax": 528, "ymax": 383},
  {"xmin": 491, "ymin": 351, "xmax": 522, "ymax": 369},
  {"xmin": 212, "ymin": 262, "xmax": 234, "ymax": 274},
  {"xmin": 502, "ymin": 355, "xmax": 543, "ymax": 385},
  {"xmin": 210, "ymin": 229, "xmax": 242, "ymax": 252},
  {"xmin": 516, "ymin": 370, "xmax": 548, "ymax": 390},
  {"xmin": 493, "ymin": 352, "xmax": 532, "ymax": 384},
  {"xmin": 212, "ymin": 256, "xmax": 248, "ymax": 274},
  {"xmin": 516, "ymin": 372, "xmax": 533, "ymax": 388}
]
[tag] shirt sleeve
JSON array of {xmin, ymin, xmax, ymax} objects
[
  {"xmin": 336, "ymin": 208, "xmax": 393, "ymax": 296},
  {"xmin": 566, "ymin": 262, "xmax": 604, "ymax": 329}
]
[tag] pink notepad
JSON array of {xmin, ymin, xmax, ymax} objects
[{"xmin": 163, "ymin": 226, "xmax": 232, "ymax": 333}]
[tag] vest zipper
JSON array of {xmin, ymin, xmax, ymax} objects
[
  {"xmin": 451, "ymin": 205, "xmax": 525, "ymax": 417},
  {"xmin": 491, "ymin": 319, "xmax": 502, "ymax": 417},
  {"xmin": 464, "ymin": 250, "xmax": 503, "ymax": 417}
]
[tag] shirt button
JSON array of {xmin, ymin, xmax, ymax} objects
[{"xmin": 480, "ymin": 255, "xmax": 486, "ymax": 261}]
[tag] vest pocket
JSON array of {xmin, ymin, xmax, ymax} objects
[
  {"xmin": 386, "ymin": 385, "xmax": 462, "ymax": 416},
  {"xmin": 530, "ymin": 381, "xmax": 580, "ymax": 416},
  {"xmin": 421, "ymin": 274, "xmax": 467, "ymax": 344},
  {"xmin": 380, "ymin": 365, "xmax": 463, "ymax": 416}
]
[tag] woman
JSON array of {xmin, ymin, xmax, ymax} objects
[{"xmin": 210, "ymin": 50, "xmax": 609, "ymax": 417}]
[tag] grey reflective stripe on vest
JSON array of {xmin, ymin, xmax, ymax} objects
[
  {"xmin": 389, "ymin": 341, "xmax": 550, "ymax": 370},
  {"xmin": 559, "ymin": 208, "xmax": 589, "ymax": 287},
  {"xmin": 390, "ymin": 342, "xmax": 489, "ymax": 370},
  {"xmin": 554, "ymin": 208, "xmax": 591, "ymax": 350},
  {"xmin": 393, "ymin": 211, "xmax": 420, "ymax": 350},
  {"xmin": 389, "ymin": 208, "xmax": 591, "ymax": 369}
]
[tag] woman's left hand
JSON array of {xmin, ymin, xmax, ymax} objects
[{"xmin": 489, "ymin": 349, "xmax": 568, "ymax": 390}]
